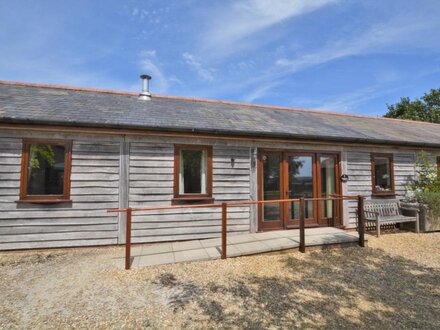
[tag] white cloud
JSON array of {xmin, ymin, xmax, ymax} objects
[
  {"xmin": 182, "ymin": 52, "xmax": 216, "ymax": 82},
  {"xmin": 201, "ymin": 0, "xmax": 337, "ymax": 58},
  {"xmin": 315, "ymin": 86, "xmax": 387, "ymax": 113},
  {"xmin": 141, "ymin": 49, "xmax": 157, "ymax": 58},
  {"xmin": 168, "ymin": 75, "xmax": 184, "ymax": 87},
  {"xmin": 242, "ymin": 81, "xmax": 282, "ymax": 103},
  {"xmin": 315, "ymin": 66, "xmax": 440, "ymax": 114},
  {"xmin": 137, "ymin": 50, "xmax": 187, "ymax": 94},
  {"xmin": 139, "ymin": 50, "xmax": 170, "ymax": 93},
  {"xmin": 239, "ymin": 10, "xmax": 440, "ymax": 101},
  {"xmin": 273, "ymin": 11, "xmax": 440, "ymax": 78}
]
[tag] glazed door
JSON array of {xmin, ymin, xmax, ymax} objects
[
  {"xmin": 317, "ymin": 154, "xmax": 340, "ymax": 226},
  {"xmin": 258, "ymin": 151, "xmax": 341, "ymax": 231},
  {"xmin": 258, "ymin": 151, "xmax": 284, "ymax": 230},
  {"xmin": 284, "ymin": 153, "xmax": 318, "ymax": 227}
]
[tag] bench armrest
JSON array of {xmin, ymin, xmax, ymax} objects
[{"xmin": 400, "ymin": 206, "xmax": 419, "ymax": 214}]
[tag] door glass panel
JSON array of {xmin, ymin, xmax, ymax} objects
[
  {"xmin": 320, "ymin": 156, "xmax": 336, "ymax": 218},
  {"xmin": 288, "ymin": 156, "xmax": 314, "ymax": 219},
  {"xmin": 262, "ymin": 154, "xmax": 281, "ymax": 221}
]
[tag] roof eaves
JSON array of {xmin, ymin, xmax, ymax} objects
[{"xmin": 1, "ymin": 117, "xmax": 439, "ymax": 149}]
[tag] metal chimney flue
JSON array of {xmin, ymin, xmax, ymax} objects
[{"xmin": 139, "ymin": 74, "xmax": 152, "ymax": 101}]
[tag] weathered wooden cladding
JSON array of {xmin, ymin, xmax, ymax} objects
[
  {"xmin": 117, "ymin": 141, "xmax": 130, "ymax": 243},
  {"xmin": 0, "ymin": 134, "xmax": 120, "ymax": 250},
  {"xmin": 128, "ymin": 141, "xmax": 251, "ymax": 243},
  {"xmin": 1, "ymin": 128, "xmax": 438, "ymax": 249},
  {"xmin": 344, "ymin": 151, "xmax": 416, "ymax": 227}
]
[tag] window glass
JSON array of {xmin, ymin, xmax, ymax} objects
[
  {"xmin": 320, "ymin": 156, "xmax": 336, "ymax": 218},
  {"xmin": 262, "ymin": 153, "xmax": 281, "ymax": 221},
  {"xmin": 288, "ymin": 156, "xmax": 314, "ymax": 219},
  {"xmin": 27, "ymin": 144, "xmax": 66, "ymax": 195},
  {"xmin": 179, "ymin": 149, "xmax": 207, "ymax": 194},
  {"xmin": 374, "ymin": 156, "xmax": 392, "ymax": 192}
]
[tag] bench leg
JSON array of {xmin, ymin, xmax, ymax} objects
[
  {"xmin": 376, "ymin": 218, "xmax": 380, "ymax": 237},
  {"xmin": 415, "ymin": 213, "xmax": 420, "ymax": 233}
]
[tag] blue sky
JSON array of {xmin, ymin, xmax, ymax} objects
[{"xmin": 0, "ymin": 0, "xmax": 439, "ymax": 116}]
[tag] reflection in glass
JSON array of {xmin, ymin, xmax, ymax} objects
[
  {"xmin": 180, "ymin": 149, "xmax": 207, "ymax": 194},
  {"xmin": 262, "ymin": 154, "xmax": 281, "ymax": 221},
  {"xmin": 374, "ymin": 157, "xmax": 391, "ymax": 191},
  {"xmin": 27, "ymin": 144, "xmax": 66, "ymax": 195},
  {"xmin": 320, "ymin": 156, "xmax": 336, "ymax": 219},
  {"xmin": 288, "ymin": 156, "xmax": 314, "ymax": 219}
]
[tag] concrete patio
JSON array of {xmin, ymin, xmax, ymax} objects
[
  {"xmin": 117, "ymin": 227, "xmax": 364, "ymax": 268},
  {"xmin": 114, "ymin": 227, "xmax": 365, "ymax": 268}
]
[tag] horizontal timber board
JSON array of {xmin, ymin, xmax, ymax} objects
[
  {"xmin": 0, "ymin": 238, "xmax": 117, "ymax": 250},
  {"xmin": 0, "ymin": 210, "xmax": 118, "ymax": 219},
  {"xmin": 0, "ymin": 217, "xmax": 117, "ymax": 226},
  {"xmin": 130, "ymin": 207, "xmax": 250, "ymax": 216},
  {"xmin": 131, "ymin": 212, "xmax": 249, "ymax": 222},
  {"xmin": 132, "ymin": 225, "xmax": 249, "ymax": 237},
  {"xmin": 0, "ymin": 224, "xmax": 118, "ymax": 235},
  {"xmin": 131, "ymin": 219, "xmax": 249, "ymax": 230},
  {"xmin": 0, "ymin": 231, "xmax": 118, "ymax": 243},
  {"xmin": 70, "ymin": 187, "xmax": 119, "ymax": 195},
  {"xmin": 70, "ymin": 173, "xmax": 119, "ymax": 181},
  {"xmin": 131, "ymin": 232, "xmax": 249, "ymax": 244}
]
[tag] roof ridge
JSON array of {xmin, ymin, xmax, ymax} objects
[
  {"xmin": 0, "ymin": 80, "xmax": 139, "ymax": 96},
  {"xmin": 1, "ymin": 80, "xmax": 438, "ymax": 127}
]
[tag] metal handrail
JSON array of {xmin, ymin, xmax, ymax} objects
[{"xmin": 108, "ymin": 194, "xmax": 365, "ymax": 270}]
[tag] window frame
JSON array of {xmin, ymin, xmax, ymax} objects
[
  {"xmin": 173, "ymin": 144, "xmax": 213, "ymax": 202},
  {"xmin": 18, "ymin": 138, "xmax": 73, "ymax": 204},
  {"xmin": 371, "ymin": 153, "xmax": 395, "ymax": 196}
]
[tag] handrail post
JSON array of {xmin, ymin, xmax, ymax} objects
[
  {"xmin": 125, "ymin": 208, "xmax": 132, "ymax": 270},
  {"xmin": 221, "ymin": 203, "xmax": 227, "ymax": 259},
  {"xmin": 357, "ymin": 195, "xmax": 365, "ymax": 247},
  {"xmin": 299, "ymin": 197, "xmax": 305, "ymax": 253},
  {"xmin": 330, "ymin": 196, "xmax": 335, "ymax": 227}
]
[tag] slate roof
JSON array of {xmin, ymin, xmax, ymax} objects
[{"xmin": 1, "ymin": 81, "xmax": 440, "ymax": 148}]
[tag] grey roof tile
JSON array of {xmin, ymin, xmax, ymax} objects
[{"xmin": 0, "ymin": 83, "xmax": 440, "ymax": 147}]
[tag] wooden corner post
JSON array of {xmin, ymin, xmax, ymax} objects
[
  {"xmin": 299, "ymin": 197, "xmax": 306, "ymax": 253},
  {"xmin": 357, "ymin": 196, "xmax": 365, "ymax": 247},
  {"xmin": 221, "ymin": 203, "xmax": 227, "ymax": 259},
  {"xmin": 125, "ymin": 208, "xmax": 132, "ymax": 270}
]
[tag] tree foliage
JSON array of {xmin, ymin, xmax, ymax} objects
[
  {"xmin": 405, "ymin": 152, "xmax": 440, "ymax": 217},
  {"xmin": 384, "ymin": 88, "xmax": 440, "ymax": 123},
  {"xmin": 29, "ymin": 144, "xmax": 56, "ymax": 170}
]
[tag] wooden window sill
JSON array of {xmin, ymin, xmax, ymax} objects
[
  {"xmin": 172, "ymin": 196, "xmax": 214, "ymax": 204},
  {"xmin": 16, "ymin": 199, "xmax": 72, "ymax": 204},
  {"xmin": 372, "ymin": 192, "xmax": 395, "ymax": 197}
]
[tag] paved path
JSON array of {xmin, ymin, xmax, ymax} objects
[{"xmin": 115, "ymin": 227, "xmax": 364, "ymax": 268}]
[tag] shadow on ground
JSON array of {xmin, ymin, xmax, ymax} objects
[{"xmin": 155, "ymin": 247, "xmax": 440, "ymax": 329}]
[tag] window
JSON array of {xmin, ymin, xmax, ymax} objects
[
  {"xmin": 19, "ymin": 139, "xmax": 72, "ymax": 203},
  {"xmin": 173, "ymin": 145, "xmax": 212, "ymax": 201},
  {"xmin": 371, "ymin": 153, "xmax": 394, "ymax": 195}
]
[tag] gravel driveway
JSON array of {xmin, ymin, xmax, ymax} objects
[{"xmin": 1, "ymin": 232, "xmax": 439, "ymax": 329}]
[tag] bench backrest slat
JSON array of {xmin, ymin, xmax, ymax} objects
[{"xmin": 364, "ymin": 199, "xmax": 401, "ymax": 216}]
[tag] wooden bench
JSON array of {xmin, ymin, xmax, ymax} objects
[{"xmin": 363, "ymin": 199, "xmax": 420, "ymax": 237}]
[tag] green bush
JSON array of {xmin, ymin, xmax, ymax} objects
[
  {"xmin": 405, "ymin": 151, "xmax": 440, "ymax": 217},
  {"xmin": 414, "ymin": 191, "xmax": 440, "ymax": 217}
]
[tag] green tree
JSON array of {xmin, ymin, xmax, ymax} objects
[
  {"xmin": 29, "ymin": 144, "xmax": 56, "ymax": 170},
  {"xmin": 384, "ymin": 88, "xmax": 440, "ymax": 123}
]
